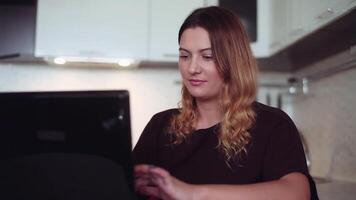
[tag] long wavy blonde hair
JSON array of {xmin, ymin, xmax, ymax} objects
[{"xmin": 170, "ymin": 6, "xmax": 258, "ymax": 163}]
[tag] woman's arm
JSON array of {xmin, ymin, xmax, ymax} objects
[
  {"xmin": 195, "ymin": 172, "xmax": 310, "ymax": 200},
  {"xmin": 135, "ymin": 165, "xmax": 310, "ymax": 200}
]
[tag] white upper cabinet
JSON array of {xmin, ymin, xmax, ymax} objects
[
  {"xmin": 251, "ymin": 0, "xmax": 288, "ymax": 57},
  {"xmin": 35, "ymin": 0, "xmax": 217, "ymax": 62},
  {"xmin": 249, "ymin": 0, "xmax": 273, "ymax": 57},
  {"xmin": 298, "ymin": 0, "xmax": 339, "ymax": 32},
  {"xmin": 301, "ymin": 0, "xmax": 356, "ymax": 30},
  {"xmin": 35, "ymin": 0, "xmax": 149, "ymax": 60},
  {"xmin": 288, "ymin": 0, "xmax": 356, "ymax": 42},
  {"xmin": 252, "ymin": 0, "xmax": 356, "ymax": 58},
  {"xmin": 148, "ymin": 0, "xmax": 218, "ymax": 62},
  {"xmin": 35, "ymin": 0, "xmax": 355, "ymax": 61}
]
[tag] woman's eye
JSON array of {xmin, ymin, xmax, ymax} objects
[
  {"xmin": 179, "ymin": 55, "xmax": 189, "ymax": 59},
  {"xmin": 203, "ymin": 55, "xmax": 213, "ymax": 60}
]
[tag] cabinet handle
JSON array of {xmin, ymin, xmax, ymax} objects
[{"xmin": 316, "ymin": 8, "xmax": 335, "ymax": 19}]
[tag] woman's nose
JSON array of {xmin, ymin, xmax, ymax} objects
[{"xmin": 188, "ymin": 57, "xmax": 202, "ymax": 74}]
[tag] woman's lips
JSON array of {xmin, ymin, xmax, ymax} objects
[{"xmin": 189, "ymin": 79, "xmax": 207, "ymax": 86}]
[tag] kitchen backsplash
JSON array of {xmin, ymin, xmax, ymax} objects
[{"xmin": 291, "ymin": 50, "xmax": 356, "ymax": 182}]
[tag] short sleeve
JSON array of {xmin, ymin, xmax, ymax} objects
[
  {"xmin": 261, "ymin": 112, "xmax": 319, "ymax": 199},
  {"xmin": 262, "ymin": 117, "xmax": 308, "ymax": 181},
  {"xmin": 132, "ymin": 116, "xmax": 158, "ymax": 165}
]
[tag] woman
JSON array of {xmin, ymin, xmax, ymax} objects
[{"xmin": 133, "ymin": 6, "xmax": 318, "ymax": 200}]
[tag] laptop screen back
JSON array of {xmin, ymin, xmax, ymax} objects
[{"xmin": 0, "ymin": 90, "xmax": 135, "ymax": 199}]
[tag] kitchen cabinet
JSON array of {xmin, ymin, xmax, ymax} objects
[
  {"xmin": 287, "ymin": 0, "xmax": 356, "ymax": 46},
  {"xmin": 35, "ymin": 0, "xmax": 217, "ymax": 62},
  {"xmin": 148, "ymin": 0, "xmax": 217, "ymax": 62},
  {"xmin": 250, "ymin": 0, "xmax": 275, "ymax": 57},
  {"xmin": 267, "ymin": 0, "xmax": 289, "ymax": 54},
  {"xmin": 252, "ymin": 0, "xmax": 356, "ymax": 58},
  {"xmin": 299, "ymin": 0, "xmax": 356, "ymax": 33},
  {"xmin": 35, "ymin": 0, "xmax": 150, "ymax": 60},
  {"xmin": 250, "ymin": 0, "xmax": 294, "ymax": 57},
  {"xmin": 35, "ymin": 0, "xmax": 355, "ymax": 62}
]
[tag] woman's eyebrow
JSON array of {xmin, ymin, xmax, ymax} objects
[
  {"xmin": 179, "ymin": 47, "xmax": 188, "ymax": 52},
  {"xmin": 178, "ymin": 47, "xmax": 212, "ymax": 53},
  {"xmin": 200, "ymin": 48, "xmax": 212, "ymax": 53}
]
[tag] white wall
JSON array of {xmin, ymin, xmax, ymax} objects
[
  {"xmin": 0, "ymin": 63, "xmax": 292, "ymax": 149},
  {"xmin": 0, "ymin": 63, "xmax": 181, "ymax": 146}
]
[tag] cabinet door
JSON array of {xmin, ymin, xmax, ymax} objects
[
  {"xmin": 35, "ymin": 0, "xmax": 149, "ymax": 60},
  {"xmin": 268, "ymin": 0, "xmax": 289, "ymax": 53},
  {"xmin": 289, "ymin": 0, "xmax": 356, "ymax": 41},
  {"xmin": 286, "ymin": 0, "xmax": 306, "ymax": 43},
  {"xmin": 149, "ymin": 0, "xmax": 216, "ymax": 62},
  {"xmin": 258, "ymin": 0, "xmax": 356, "ymax": 57}
]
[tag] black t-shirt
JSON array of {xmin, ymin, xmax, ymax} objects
[{"xmin": 133, "ymin": 102, "xmax": 318, "ymax": 199}]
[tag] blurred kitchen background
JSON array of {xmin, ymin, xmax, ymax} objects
[{"xmin": 1, "ymin": 0, "xmax": 355, "ymax": 198}]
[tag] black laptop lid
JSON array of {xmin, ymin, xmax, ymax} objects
[{"xmin": 0, "ymin": 90, "xmax": 135, "ymax": 199}]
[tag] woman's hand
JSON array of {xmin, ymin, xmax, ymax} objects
[
  {"xmin": 134, "ymin": 164, "xmax": 198, "ymax": 200},
  {"xmin": 135, "ymin": 165, "xmax": 310, "ymax": 200}
]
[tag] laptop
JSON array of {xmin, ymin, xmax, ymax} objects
[{"xmin": 0, "ymin": 90, "xmax": 136, "ymax": 200}]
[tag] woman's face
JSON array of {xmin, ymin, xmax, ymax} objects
[{"xmin": 179, "ymin": 27, "xmax": 224, "ymax": 102}]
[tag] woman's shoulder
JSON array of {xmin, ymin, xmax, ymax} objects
[
  {"xmin": 151, "ymin": 108, "xmax": 180, "ymax": 120},
  {"xmin": 252, "ymin": 102, "xmax": 295, "ymax": 129},
  {"xmin": 253, "ymin": 102, "xmax": 291, "ymax": 121},
  {"xmin": 147, "ymin": 108, "xmax": 180, "ymax": 128}
]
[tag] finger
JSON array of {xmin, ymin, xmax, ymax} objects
[
  {"xmin": 135, "ymin": 164, "xmax": 158, "ymax": 173},
  {"xmin": 135, "ymin": 177, "xmax": 150, "ymax": 188},
  {"xmin": 144, "ymin": 167, "xmax": 172, "ymax": 189},
  {"xmin": 150, "ymin": 175, "xmax": 167, "ymax": 187},
  {"xmin": 134, "ymin": 164, "xmax": 151, "ymax": 174},
  {"xmin": 135, "ymin": 166, "xmax": 157, "ymax": 179},
  {"xmin": 136, "ymin": 186, "xmax": 161, "ymax": 198},
  {"xmin": 136, "ymin": 165, "xmax": 170, "ymax": 180},
  {"xmin": 135, "ymin": 177, "xmax": 158, "ymax": 190},
  {"xmin": 134, "ymin": 172, "xmax": 152, "ymax": 180},
  {"xmin": 149, "ymin": 166, "xmax": 171, "ymax": 179}
]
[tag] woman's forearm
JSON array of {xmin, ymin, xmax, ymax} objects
[{"xmin": 193, "ymin": 172, "xmax": 310, "ymax": 200}]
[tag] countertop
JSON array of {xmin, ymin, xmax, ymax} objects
[{"xmin": 316, "ymin": 180, "xmax": 356, "ymax": 200}]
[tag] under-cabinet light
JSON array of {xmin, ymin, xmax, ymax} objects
[
  {"xmin": 54, "ymin": 57, "xmax": 66, "ymax": 65},
  {"xmin": 52, "ymin": 57, "xmax": 136, "ymax": 67}
]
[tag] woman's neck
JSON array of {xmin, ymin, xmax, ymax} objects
[{"xmin": 195, "ymin": 99, "xmax": 223, "ymax": 129}]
